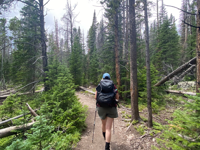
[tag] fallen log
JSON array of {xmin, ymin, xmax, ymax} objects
[
  {"xmin": 0, "ymin": 122, "xmax": 35, "ymax": 138},
  {"xmin": 155, "ymin": 57, "xmax": 196, "ymax": 86},
  {"xmin": 173, "ymin": 65, "xmax": 196, "ymax": 85},
  {"xmin": 79, "ymin": 86, "xmax": 95, "ymax": 95},
  {"xmin": 0, "ymin": 104, "xmax": 38, "ymax": 138},
  {"xmin": 166, "ymin": 90, "xmax": 196, "ymax": 96},
  {"xmin": 0, "ymin": 109, "xmax": 38, "ymax": 126},
  {"xmin": 0, "ymin": 88, "xmax": 44, "ymax": 100},
  {"xmin": 26, "ymin": 103, "xmax": 38, "ymax": 117}
]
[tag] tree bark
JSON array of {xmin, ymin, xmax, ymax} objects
[
  {"xmin": 54, "ymin": 18, "xmax": 59, "ymax": 53},
  {"xmin": 26, "ymin": 103, "xmax": 38, "ymax": 117},
  {"xmin": 155, "ymin": 57, "xmax": 196, "ymax": 86},
  {"xmin": 174, "ymin": 65, "xmax": 195, "ymax": 84},
  {"xmin": 39, "ymin": 0, "xmax": 49, "ymax": 91},
  {"xmin": 196, "ymin": 0, "xmax": 200, "ymax": 93},
  {"xmin": 0, "ymin": 110, "xmax": 38, "ymax": 126},
  {"xmin": 125, "ymin": 0, "xmax": 129, "ymax": 60},
  {"xmin": 0, "ymin": 122, "xmax": 35, "ymax": 138},
  {"xmin": 123, "ymin": 0, "xmax": 126, "ymax": 58},
  {"xmin": 114, "ymin": 3, "xmax": 121, "ymax": 88},
  {"xmin": 144, "ymin": 0, "xmax": 153, "ymax": 127},
  {"xmin": 157, "ymin": 0, "xmax": 159, "ymax": 29},
  {"xmin": 129, "ymin": 0, "xmax": 140, "ymax": 121},
  {"xmin": 124, "ymin": 0, "xmax": 129, "ymax": 99}
]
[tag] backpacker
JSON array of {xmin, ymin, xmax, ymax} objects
[{"xmin": 97, "ymin": 79, "xmax": 116, "ymax": 107}]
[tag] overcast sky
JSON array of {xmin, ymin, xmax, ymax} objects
[
  {"xmin": 45, "ymin": 0, "xmax": 182, "ymax": 33},
  {"xmin": 2, "ymin": 0, "xmax": 182, "ymax": 36}
]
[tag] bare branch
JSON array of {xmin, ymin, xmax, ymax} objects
[
  {"xmin": 44, "ymin": 0, "xmax": 50, "ymax": 6},
  {"xmin": 182, "ymin": 20, "xmax": 200, "ymax": 29},
  {"xmin": 33, "ymin": 56, "xmax": 44, "ymax": 64},
  {"xmin": 165, "ymin": 4, "xmax": 196, "ymax": 15}
]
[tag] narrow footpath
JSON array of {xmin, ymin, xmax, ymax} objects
[{"xmin": 74, "ymin": 92, "xmax": 134, "ymax": 150}]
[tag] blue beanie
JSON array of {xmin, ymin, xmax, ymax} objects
[{"xmin": 103, "ymin": 73, "xmax": 111, "ymax": 79}]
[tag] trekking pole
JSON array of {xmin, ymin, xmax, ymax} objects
[
  {"xmin": 92, "ymin": 108, "xmax": 97, "ymax": 143},
  {"xmin": 113, "ymin": 119, "xmax": 114, "ymax": 134}
]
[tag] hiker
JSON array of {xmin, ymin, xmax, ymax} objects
[{"xmin": 95, "ymin": 73, "xmax": 119, "ymax": 150}]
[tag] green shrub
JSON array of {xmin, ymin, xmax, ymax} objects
[
  {"xmin": 156, "ymin": 94, "xmax": 200, "ymax": 150},
  {"xmin": 1, "ymin": 64, "xmax": 87, "ymax": 149}
]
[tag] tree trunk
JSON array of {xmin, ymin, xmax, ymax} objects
[
  {"xmin": 157, "ymin": 0, "xmax": 159, "ymax": 29},
  {"xmin": 39, "ymin": 0, "xmax": 49, "ymax": 91},
  {"xmin": 129, "ymin": 0, "xmax": 140, "ymax": 121},
  {"xmin": 144, "ymin": 0, "xmax": 153, "ymax": 128},
  {"xmin": 125, "ymin": 0, "xmax": 129, "ymax": 60},
  {"xmin": 114, "ymin": 4, "xmax": 121, "ymax": 88},
  {"xmin": 0, "ymin": 122, "xmax": 35, "ymax": 138},
  {"xmin": 196, "ymin": 0, "xmax": 200, "ymax": 93},
  {"xmin": 0, "ymin": 109, "xmax": 38, "ymax": 126},
  {"xmin": 155, "ymin": 57, "xmax": 196, "ymax": 86},
  {"xmin": 124, "ymin": 0, "xmax": 129, "ymax": 99},
  {"xmin": 55, "ymin": 18, "xmax": 59, "ymax": 53},
  {"xmin": 123, "ymin": 0, "xmax": 126, "ymax": 58},
  {"xmin": 71, "ymin": 18, "xmax": 73, "ymax": 53},
  {"xmin": 1, "ymin": 20, "xmax": 6, "ymax": 90},
  {"xmin": 26, "ymin": 103, "xmax": 38, "ymax": 117}
]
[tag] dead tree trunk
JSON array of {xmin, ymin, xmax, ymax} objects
[
  {"xmin": 157, "ymin": 0, "xmax": 159, "ymax": 29},
  {"xmin": 173, "ymin": 65, "xmax": 196, "ymax": 84},
  {"xmin": 39, "ymin": 0, "xmax": 49, "ymax": 91},
  {"xmin": 196, "ymin": 0, "xmax": 200, "ymax": 93},
  {"xmin": 26, "ymin": 103, "xmax": 38, "ymax": 117},
  {"xmin": 55, "ymin": 18, "xmax": 59, "ymax": 53},
  {"xmin": 0, "ymin": 104, "xmax": 38, "ymax": 138},
  {"xmin": 144, "ymin": 0, "xmax": 153, "ymax": 127},
  {"xmin": 0, "ymin": 122, "xmax": 35, "ymax": 138},
  {"xmin": 155, "ymin": 57, "xmax": 196, "ymax": 86},
  {"xmin": 0, "ymin": 109, "xmax": 38, "ymax": 126},
  {"xmin": 129, "ymin": 0, "xmax": 140, "ymax": 121}
]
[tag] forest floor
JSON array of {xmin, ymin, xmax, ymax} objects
[{"xmin": 74, "ymin": 90, "xmax": 182, "ymax": 150}]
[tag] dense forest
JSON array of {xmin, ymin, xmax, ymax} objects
[{"xmin": 0, "ymin": 0, "xmax": 200, "ymax": 149}]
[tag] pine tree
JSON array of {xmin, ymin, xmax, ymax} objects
[
  {"xmin": 153, "ymin": 15, "xmax": 180, "ymax": 75},
  {"xmin": 9, "ymin": 0, "xmax": 40, "ymax": 92},
  {"xmin": 87, "ymin": 11, "xmax": 99, "ymax": 84},
  {"xmin": 69, "ymin": 28, "xmax": 83, "ymax": 85}
]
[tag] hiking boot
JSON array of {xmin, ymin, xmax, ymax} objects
[{"xmin": 105, "ymin": 142, "xmax": 110, "ymax": 150}]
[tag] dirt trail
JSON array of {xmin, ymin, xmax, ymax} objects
[{"xmin": 74, "ymin": 92, "xmax": 134, "ymax": 150}]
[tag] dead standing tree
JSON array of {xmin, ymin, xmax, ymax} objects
[{"xmin": 62, "ymin": 0, "xmax": 79, "ymax": 53}]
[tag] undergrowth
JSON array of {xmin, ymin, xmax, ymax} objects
[{"xmin": 0, "ymin": 64, "xmax": 87, "ymax": 150}]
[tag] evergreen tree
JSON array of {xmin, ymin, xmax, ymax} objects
[
  {"xmin": 69, "ymin": 28, "xmax": 83, "ymax": 85},
  {"xmin": 9, "ymin": 0, "xmax": 40, "ymax": 92},
  {"xmin": 87, "ymin": 11, "xmax": 99, "ymax": 84},
  {"xmin": 153, "ymin": 15, "xmax": 180, "ymax": 75}
]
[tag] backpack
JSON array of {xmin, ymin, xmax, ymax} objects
[{"xmin": 97, "ymin": 79, "xmax": 116, "ymax": 107}]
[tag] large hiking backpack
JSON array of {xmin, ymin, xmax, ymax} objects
[{"xmin": 97, "ymin": 79, "xmax": 116, "ymax": 107}]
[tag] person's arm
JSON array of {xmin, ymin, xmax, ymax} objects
[
  {"xmin": 115, "ymin": 92, "xmax": 119, "ymax": 100},
  {"xmin": 95, "ymin": 91, "xmax": 97, "ymax": 100}
]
